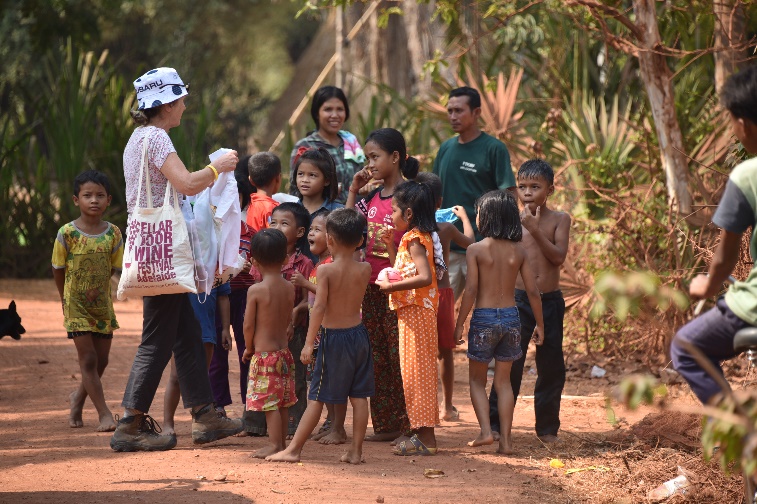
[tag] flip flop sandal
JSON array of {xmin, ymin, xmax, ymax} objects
[
  {"xmin": 393, "ymin": 434, "xmax": 438, "ymax": 456},
  {"xmin": 317, "ymin": 418, "xmax": 333, "ymax": 434}
]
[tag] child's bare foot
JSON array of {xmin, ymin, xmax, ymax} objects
[
  {"xmin": 234, "ymin": 430, "xmax": 251, "ymax": 437},
  {"xmin": 391, "ymin": 434, "xmax": 410, "ymax": 446},
  {"xmin": 285, "ymin": 433, "xmax": 294, "ymax": 440},
  {"xmin": 318, "ymin": 428, "xmax": 347, "ymax": 445},
  {"xmin": 266, "ymin": 448, "xmax": 300, "ymax": 463},
  {"xmin": 467, "ymin": 431, "xmax": 494, "ymax": 447},
  {"xmin": 95, "ymin": 412, "xmax": 117, "ymax": 432},
  {"xmin": 492, "ymin": 431, "xmax": 501, "ymax": 441},
  {"xmin": 497, "ymin": 438, "xmax": 514, "ymax": 455},
  {"xmin": 364, "ymin": 431, "xmax": 400, "ymax": 442},
  {"xmin": 68, "ymin": 391, "xmax": 83, "ymax": 428},
  {"xmin": 340, "ymin": 449, "xmax": 365, "ymax": 464},
  {"xmin": 442, "ymin": 406, "xmax": 460, "ymax": 422},
  {"xmin": 252, "ymin": 445, "xmax": 282, "ymax": 459}
]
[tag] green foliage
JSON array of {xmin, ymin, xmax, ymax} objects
[
  {"xmin": 615, "ymin": 374, "xmax": 668, "ymax": 410},
  {"xmin": 701, "ymin": 392, "xmax": 757, "ymax": 476},
  {"xmin": 377, "ymin": 6, "xmax": 403, "ymax": 29},
  {"xmin": 591, "ymin": 270, "xmax": 689, "ymax": 323}
]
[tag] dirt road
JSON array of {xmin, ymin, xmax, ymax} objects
[{"xmin": 1, "ymin": 279, "xmax": 727, "ymax": 503}]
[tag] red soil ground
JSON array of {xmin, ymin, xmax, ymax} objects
[{"xmin": 1, "ymin": 279, "xmax": 725, "ymax": 503}]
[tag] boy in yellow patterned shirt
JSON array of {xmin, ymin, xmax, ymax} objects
[{"xmin": 52, "ymin": 170, "xmax": 123, "ymax": 432}]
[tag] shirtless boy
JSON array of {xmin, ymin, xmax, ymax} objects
[
  {"xmin": 268, "ymin": 208, "xmax": 375, "ymax": 464},
  {"xmin": 489, "ymin": 159, "xmax": 571, "ymax": 443},
  {"xmin": 241, "ymin": 229, "xmax": 297, "ymax": 458}
]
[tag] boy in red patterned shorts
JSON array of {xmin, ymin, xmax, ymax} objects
[{"xmin": 241, "ymin": 229, "xmax": 297, "ymax": 458}]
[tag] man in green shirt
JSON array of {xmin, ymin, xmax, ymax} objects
[{"xmin": 432, "ymin": 86, "xmax": 516, "ymax": 300}]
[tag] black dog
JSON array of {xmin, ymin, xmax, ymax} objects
[{"xmin": 0, "ymin": 300, "xmax": 25, "ymax": 340}]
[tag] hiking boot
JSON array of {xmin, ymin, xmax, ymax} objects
[
  {"xmin": 191, "ymin": 404, "xmax": 243, "ymax": 444},
  {"xmin": 110, "ymin": 413, "xmax": 177, "ymax": 452}
]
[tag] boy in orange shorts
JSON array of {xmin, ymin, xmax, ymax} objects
[{"xmin": 241, "ymin": 229, "xmax": 297, "ymax": 458}]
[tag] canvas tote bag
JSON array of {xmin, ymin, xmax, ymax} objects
[{"xmin": 117, "ymin": 134, "xmax": 197, "ymax": 300}]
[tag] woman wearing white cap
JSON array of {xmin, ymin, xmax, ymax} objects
[{"xmin": 111, "ymin": 67, "xmax": 243, "ymax": 452}]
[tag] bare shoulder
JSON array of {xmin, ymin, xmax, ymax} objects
[
  {"xmin": 247, "ymin": 283, "xmax": 264, "ymax": 298},
  {"xmin": 466, "ymin": 240, "xmax": 484, "ymax": 257}
]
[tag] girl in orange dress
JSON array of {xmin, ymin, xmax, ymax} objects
[{"xmin": 375, "ymin": 180, "xmax": 446, "ymax": 455}]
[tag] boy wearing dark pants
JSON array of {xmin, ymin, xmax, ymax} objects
[
  {"xmin": 671, "ymin": 65, "xmax": 757, "ymax": 404},
  {"xmin": 488, "ymin": 160, "xmax": 571, "ymax": 442}
]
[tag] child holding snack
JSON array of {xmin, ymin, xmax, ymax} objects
[{"xmin": 375, "ymin": 180, "xmax": 447, "ymax": 456}]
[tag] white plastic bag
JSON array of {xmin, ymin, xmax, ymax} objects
[
  {"xmin": 189, "ymin": 188, "xmax": 221, "ymax": 297},
  {"xmin": 210, "ymin": 170, "xmax": 242, "ymax": 281}
]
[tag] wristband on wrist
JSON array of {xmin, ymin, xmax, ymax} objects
[
  {"xmin": 348, "ymin": 185, "xmax": 359, "ymax": 194},
  {"xmin": 207, "ymin": 164, "xmax": 219, "ymax": 180}
]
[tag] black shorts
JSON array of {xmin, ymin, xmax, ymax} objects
[{"xmin": 308, "ymin": 324, "xmax": 375, "ymax": 404}]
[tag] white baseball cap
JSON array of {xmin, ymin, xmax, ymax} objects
[{"xmin": 133, "ymin": 67, "xmax": 189, "ymax": 110}]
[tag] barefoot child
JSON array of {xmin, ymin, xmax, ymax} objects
[
  {"xmin": 487, "ymin": 160, "xmax": 571, "ymax": 443},
  {"xmin": 241, "ymin": 229, "xmax": 297, "ymax": 458},
  {"xmin": 268, "ymin": 208, "xmax": 374, "ymax": 464},
  {"xmin": 291, "ymin": 209, "xmax": 347, "ymax": 445},
  {"xmin": 454, "ymin": 190, "xmax": 544, "ymax": 454},
  {"xmin": 415, "ymin": 172, "xmax": 475, "ymax": 422},
  {"xmin": 376, "ymin": 180, "xmax": 447, "ymax": 456},
  {"xmin": 268, "ymin": 203, "xmax": 314, "ymax": 436},
  {"xmin": 52, "ymin": 170, "xmax": 123, "ymax": 432}
]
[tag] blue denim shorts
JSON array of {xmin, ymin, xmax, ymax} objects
[{"xmin": 466, "ymin": 307, "xmax": 522, "ymax": 363}]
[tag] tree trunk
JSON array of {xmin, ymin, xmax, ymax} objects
[
  {"xmin": 633, "ymin": 0, "xmax": 692, "ymax": 215},
  {"xmin": 402, "ymin": 1, "xmax": 447, "ymax": 98},
  {"xmin": 713, "ymin": 0, "xmax": 745, "ymax": 93}
]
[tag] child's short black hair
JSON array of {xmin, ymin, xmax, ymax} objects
[
  {"xmin": 311, "ymin": 207, "xmax": 331, "ymax": 222},
  {"xmin": 250, "ymin": 228, "xmax": 288, "ymax": 266},
  {"xmin": 449, "ymin": 86, "xmax": 481, "ymax": 110},
  {"xmin": 414, "ymin": 172, "xmax": 442, "ymax": 204},
  {"xmin": 476, "ymin": 190, "xmax": 522, "ymax": 242},
  {"xmin": 326, "ymin": 208, "xmax": 366, "ymax": 247},
  {"xmin": 518, "ymin": 159, "xmax": 554, "ymax": 186},
  {"xmin": 248, "ymin": 152, "xmax": 282, "ymax": 189},
  {"xmin": 294, "ymin": 148, "xmax": 339, "ymax": 202},
  {"xmin": 393, "ymin": 181, "xmax": 437, "ymax": 233},
  {"xmin": 73, "ymin": 170, "xmax": 111, "ymax": 196},
  {"xmin": 721, "ymin": 65, "xmax": 757, "ymax": 125},
  {"xmin": 273, "ymin": 202, "xmax": 311, "ymax": 252}
]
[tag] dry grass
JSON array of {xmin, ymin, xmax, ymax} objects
[{"xmin": 540, "ymin": 412, "xmax": 744, "ymax": 503}]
